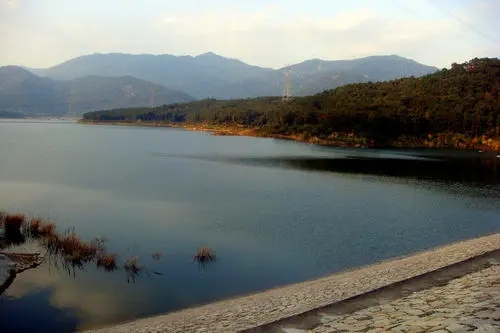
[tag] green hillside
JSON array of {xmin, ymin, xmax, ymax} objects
[{"xmin": 83, "ymin": 58, "xmax": 500, "ymax": 150}]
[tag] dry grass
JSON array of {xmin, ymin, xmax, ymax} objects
[
  {"xmin": 55, "ymin": 233, "xmax": 104, "ymax": 263},
  {"xmin": 29, "ymin": 217, "xmax": 42, "ymax": 232},
  {"xmin": 4, "ymin": 213, "xmax": 25, "ymax": 233},
  {"xmin": 39, "ymin": 223, "xmax": 56, "ymax": 236},
  {"xmin": 124, "ymin": 256, "xmax": 141, "ymax": 273},
  {"xmin": 124, "ymin": 255, "xmax": 142, "ymax": 283},
  {"xmin": 97, "ymin": 253, "xmax": 118, "ymax": 271},
  {"xmin": 1, "ymin": 211, "xmax": 165, "ymax": 281},
  {"xmin": 27, "ymin": 218, "xmax": 56, "ymax": 237},
  {"xmin": 194, "ymin": 247, "xmax": 216, "ymax": 263},
  {"xmin": 0, "ymin": 212, "xmax": 6, "ymax": 227}
]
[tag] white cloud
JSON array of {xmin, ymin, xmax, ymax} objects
[
  {"xmin": 6, "ymin": 264, "xmax": 149, "ymax": 330},
  {"xmin": 150, "ymin": 5, "xmax": 464, "ymax": 67},
  {"xmin": 0, "ymin": 0, "xmax": 498, "ymax": 68}
]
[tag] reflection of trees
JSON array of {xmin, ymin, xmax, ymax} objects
[{"xmin": 238, "ymin": 155, "xmax": 500, "ymax": 186}]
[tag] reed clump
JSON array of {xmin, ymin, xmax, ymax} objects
[
  {"xmin": 27, "ymin": 218, "xmax": 56, "ymax": 237},
  {"xmin": 1, "ymin": 212, "xmax": 117, "ymax": 272},
  {"xmin": 124, "ymin": 256, "xmax": 141, "ymax": 274},
  {"xmin": 194, "ymin": 247, "xmax": 216, "ymax": 263},
  {"xmin": 4, "ymin": 213, "xmax": 25, "ymax": 233},
  {"xmin": 97, "ymin": 253, "xmax": 118, "ymax": 271},
  {"xmin": 54, "ymin": 233, "xmax": 105, "ymax": 264}
]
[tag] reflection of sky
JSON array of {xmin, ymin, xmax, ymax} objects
[
  {"xmin": 0, "ymin": 121, "xmax": 499, "ymax": 330},
  {"xmin": 4, "ymin": 264, "xmax": 149, "ymax": 330}
]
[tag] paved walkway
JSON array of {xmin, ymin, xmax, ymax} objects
[
  {"xmin": 310, "ymin": 264, "xmax": 499, "ymax": 333},
  {"xmin": 86, "ymin": 234, "xmax": 500, "ymax": 333}
]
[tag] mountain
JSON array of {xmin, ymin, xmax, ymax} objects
[
  {"xmin": 32, "ymin": 53, "xmax": 274, "ymax": 99},
  {"xmin": 62, "ymin": 75, "xmax": 193, "ymax": 114},
  {"xmin": 0, "ymin": 66, "xmax": 193, "ymax": 116},
  {"xmin": 0, "ymin": 66, "xmax": 67, "ymax": 115},
  {"xmin": 32, "ymin": 53, "xmax": 438, "ymax": 99},
  {"xmin": 289, "ymin": 55, "xmax": 437, "ymax": 80},
  {"xmin": 226, "ymin": 55, "xmax": 439, "ymax": 97}
]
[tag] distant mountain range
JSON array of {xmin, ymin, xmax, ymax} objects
[
  {"xmin": 0, "ymin": 66, "xmax": 193, "ymax": 116},
  {"xmin": 32, "ymin": 53, "xmax": 439, "ymax": 99},
  {"xmin": 1, "ymin": 53, "xmax": 438, "ymax": 116}
]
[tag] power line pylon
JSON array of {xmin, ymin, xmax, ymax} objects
[
  {"xmin": 151, "ymin": 82, "xmax": 157, "ymax": 108},
  {"xmin": 282, "ymin": 66, "xmax": 293, "ymax": 103}
]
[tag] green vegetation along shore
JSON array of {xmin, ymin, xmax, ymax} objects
[{"xmin": 81, "ymin": 58, "xmax": 500, "ymax": 152}]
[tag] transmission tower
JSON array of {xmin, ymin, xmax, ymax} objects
[
  {"xmin": 150, "ymin": 82, "xmax": 157, "ymax": 108},
  {"xmin": 282, "ymin": 66, "xmax": 293, "ymax": 103},
  {"xmin": 67, "ymin": 93, "xmax": 73, "ymax": 116}
]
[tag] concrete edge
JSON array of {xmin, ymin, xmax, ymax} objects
[{"xmin": 243, "ymin": 249, "xmax": 500, "ymax": 332}]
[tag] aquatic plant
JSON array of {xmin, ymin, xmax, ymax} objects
[
  {"xmin": 2, "ymin": 213, "xmax": 26, "ymax": 245},
  {"xmin": 97, "ymin": 253, "xmax": 118, "ymax": 271},
  {"xmin": 55, "ymin": 232, "xmax": 105, "ymax": 263},
  {"xmin": 27, "ymin": 218, "xmax": 56, "ymax": 237},
  {"xmin": 27, "ymin": 217, "xmax": 42, "ymax": 234},
  {"xmin": 38, "ymin": 222, "xmax": 56, "ymax": 236},
  {"xmin": 124, "ymin": 255, "xmax": 142, "ymax": 283},
  {"xmin": 1, "ymin": 211, "xmax": 174, "ymax": 287},
  {"xmin": 151, "ymin": 252, "xmax": 162, "ymax": 261},
  {"xmin": 4, "ymin": 213, "xmax": 25, "ymax": 233},
  {"xmin": 194, "ymin": 247, "xmax": 216, "ymax": 263}
]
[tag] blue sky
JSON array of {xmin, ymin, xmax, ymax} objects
[{"xmin": 1, "ymin": 0, "xmax": 499, "ymax": 68}]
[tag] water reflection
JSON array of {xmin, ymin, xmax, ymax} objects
[
  {"xmin": 153, "ymin": 150, "xmax": 499, "ymax": 184},
  {"xmin": 2, "ymin": 264, "xmax": 146, "ymax": 331},
  {"xmin": 235, "ymin": 155, "xmax": 500, "ymax": 185},
  {"xmin": 1, "ymin": 122, "xmax": 499, "ymax": 332}
]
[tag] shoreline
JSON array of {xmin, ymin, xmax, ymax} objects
[
  {"xmin": 79, "ymin": 121, "xmax": 372, "ymax": 149},
  {"xmin": 84, "ymin": 233, "xmax": 500, "ymax": 333},
  {"xmin": 79, "ymin": 120, "xmax": 500, "ymax": 153}
]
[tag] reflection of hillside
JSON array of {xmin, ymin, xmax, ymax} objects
[{"xmin": 233, "ymin": 156, "xmax": 500, "ymax": 185}]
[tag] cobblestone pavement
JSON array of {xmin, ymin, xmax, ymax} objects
[
  {"xmin": 86, "ymin": 234, "xmax": 500, "ymax": 333},
  {"xmin": 310, "ymin": 264, "xmax": 499, "ymax": 333},
  {"xmin": 0, "ymin": 254, "xmax": 13, "ymax": 288}
]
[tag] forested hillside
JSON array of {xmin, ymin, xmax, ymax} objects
[{"xmin": 83, "ymin": 58, "xmax": 500, "ymax": 150}]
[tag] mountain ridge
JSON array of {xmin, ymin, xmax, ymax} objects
[{"xmin": 29, "ymin": 53, "xmax": 438, "ymax": 99}]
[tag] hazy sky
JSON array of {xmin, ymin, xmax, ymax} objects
[{"xmin": 1, "ymin": 0, "xmax": 499, "ymax": 69}]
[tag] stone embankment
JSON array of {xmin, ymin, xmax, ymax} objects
[
  {"xmin": 310, "ymin": 265, "xmax": 499, "ymax": 333},
  {"xmin": 85, "ymin": 233, "xmax": 499, "ymax": 333},
  {"xmin": 0, "ymin": 251, "xmax": 42, "ymax": 295}
]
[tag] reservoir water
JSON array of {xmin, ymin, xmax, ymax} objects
[{"xmin": 0, "ymin": 119, "xmax": 498, "ymax": 332}]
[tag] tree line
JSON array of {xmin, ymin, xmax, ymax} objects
[{"xmin": 83, "ymin": 58, "xmax": 500, "ymax": 147}]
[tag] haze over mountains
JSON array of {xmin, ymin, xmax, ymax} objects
[
  {"xmin": 1, "ymin": 52, "xmax": 438, "ymax": 116},
  {"xmin": 33, "ymin": 53, "xmax": 438, "ymax": 98},
  {"xmin": 0, "ymin": 66, "xmax": 193, "ymax": 116}
]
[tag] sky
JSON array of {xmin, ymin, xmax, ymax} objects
[{"xmin": 1, "ymin": 0, "xmax": 499, "ymax": 69}]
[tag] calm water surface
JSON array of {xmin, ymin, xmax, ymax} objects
[{"xmin": 0, "ymin": 119, "xmax": 499, "ymax": 332}]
